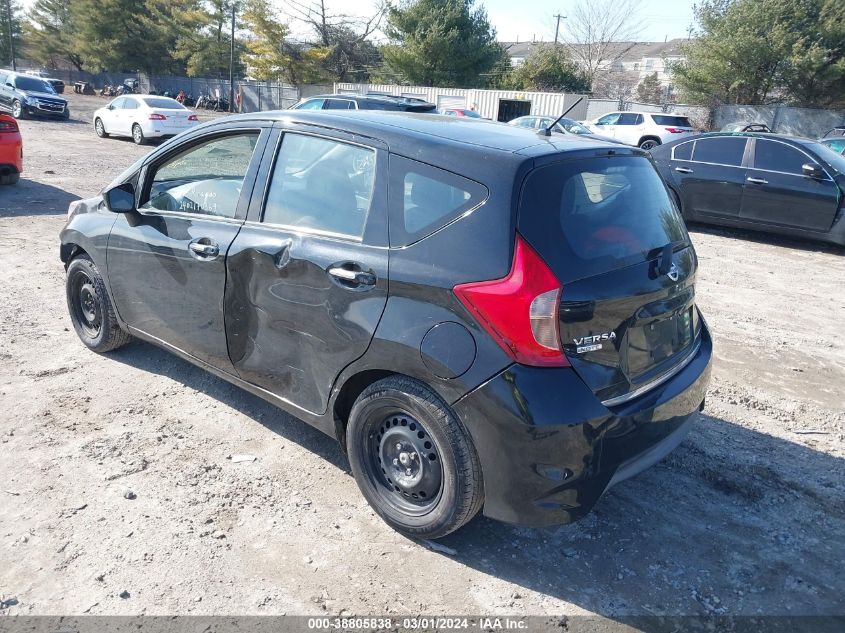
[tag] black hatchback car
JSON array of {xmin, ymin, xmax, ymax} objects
[
  {"xmin": 651, "ymin": 132, "xmax": 845, "ymax": 246},
  {"xmin": 291, "ymin": 93, "xmax": 437, "ymax": 113},
  {"xmin": 0, "ymin": 70, "xmax": 69, "ymax": 119},
  {"xmin": 60, "ymin": 111, "xmax": 711, "ymax": 538}
]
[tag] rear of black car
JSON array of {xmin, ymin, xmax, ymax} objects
[{"xmin": 453, "ymin": 147, "xmax": 711, "ymax": 526}]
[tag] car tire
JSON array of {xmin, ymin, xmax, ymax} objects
[
  {"xmin": 11, "ymin": 100, "xmax": 25, "ymax": 120},
  {"xmin": 94, "ymin": 118, "xmax": 108, "ymax": 138},
  {"xmin": 66, "ymin": 255, "xmax": 132, "ymax": 353},
  {"xmin": 346, "ymin": 375, "xmax": 484, "ymax": 539},
  {"xmin": 0, "ymin": 171, "xmax": 19, "ymax": 186},
  {"xmin": 132, "ymin": 123, "xmax": 146, "ymax": 145},
  {"xmin": 639, "ymin": 137, "xmax": 661, "ymax": 150}
]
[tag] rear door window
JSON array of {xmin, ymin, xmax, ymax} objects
[
  {"xmin": 262, "ymin": 133, "xmax": 376, "ymax": 239},
  {"xmin": 325, "ymin": 99, "xmax": 355, "ymax": 110},
  {"xmin": 754, "ymin": 139, "xmax": 809, "ymax": 175},
  {"xmin": 692, "ymin": 137, "xmax": 747, "ymax": 166},
  {"xmin": 518, "ymin": 156, "xmax": 688, "ymax": 283},
  {"xmin": 388, "ymin": 155, "xmax": 488, "ymax": 246}
]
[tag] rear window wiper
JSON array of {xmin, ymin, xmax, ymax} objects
[{"xmin": 650, "ymin": 240, "xmax": 688, "ymax": 275}]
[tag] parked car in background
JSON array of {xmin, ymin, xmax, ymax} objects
[
  {"xmin": 290, "ymin": 94, "xmax": 437, "ymax": 113},
  {"xmin": 508, "ymin": 115, "xmax": 604, "ymax": 138},
  {"xmin": 439, "ymin": 108, "xmax": 482, "ymax": 118},
  {"xmin": 23, "ymin": 70, "xmax": 64, "ymax": 94},
  {"xmin": 93, "ymin": 95, "xmax": 199, "ymax": 145},
  {"xmin": 0, "ymin": 70, "xmax": 69, "ymax": 119},
  {"xmin": 821, "ymin": 126, "xmax": 845, "ymax": 139},
  {"xmin": 0, "ymin": 113, "xmax": 22, "ymax": 185},
  {"xmin": 820, "ymin": 137, "xmax": 845, "ymax": 155},
  {"xmin": 721, "ymin": 123, "xmax": 771, "ymax": 133},
  {"xmin": 585, "ymin": 111, "xmax": 696, "ymax": 149},
  {"xmin": 651, "ymin": 132, "xmax": 845, "ymax": 246},
  {"xmin": 61, "ymin": 109, "xmax": 711, "ymax": 538}
]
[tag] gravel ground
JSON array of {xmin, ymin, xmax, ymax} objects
[{"xmin": 0, "ymin": 93, "xmax": 843, "ymax": 620}]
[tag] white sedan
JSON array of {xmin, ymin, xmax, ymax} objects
[{"xmin": 93, "ymin": 95, "xmax": 199, "ymax": 145}]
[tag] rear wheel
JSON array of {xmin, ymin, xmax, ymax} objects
[
  {"xmin": 639, "ymin": 137, "xmax": 661, "ymax": 150},
  {"xmin": 94, "ymin": 118, "xmax": 108, "ymax": 138},
  {"xmin": 132, "ymin": 123, "xmax": 146, "ymax": 145},
  {"xmin": 346, "ymin": 376, "xmax": 484, "ymax": 539},
  {"xmin": 66, "ymin": 255, "xmax": 132, "ymax": 353}
]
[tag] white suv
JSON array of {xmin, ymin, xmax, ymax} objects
[{"xmin": 585, "ymin": 112, "xmax": 695, "ymax": 149}]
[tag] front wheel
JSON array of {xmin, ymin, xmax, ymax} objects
[
  {"xmin": 66, "ymin": 255, "xmax": 132, "ymax": 353},
  {"xmin": 11, "ymin": 100, "xmax": 24, "ymax": 119},
  {"xmin": 94, "ymin": 118, "xmax": 108, "ymax": 138},
  {"xmin": 346, "ymin": 376, "xmax": 484, "ymax": 539},
  {"xmin": 132, "ymin": 123, "xmax": 146, "ymax": 145}
]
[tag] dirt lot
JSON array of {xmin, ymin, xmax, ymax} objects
[{"xmin": 0, "ymin": 93, "xmax": 843, "ymax": 620}]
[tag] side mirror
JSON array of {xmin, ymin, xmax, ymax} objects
[
  {"xmin": 104, "ymin": 182, "xmax": 136, "ymax": 213},
  {"xmin": 107, "ymin": 104, "xmax": 114, "ymax": 110},
  {"xmin": 802, "ymin": 163, "xmax": 825, "ymax": 179},
  {"xmin": 5, "ymin": 83, "xmax": 13, "ymax": 88}
]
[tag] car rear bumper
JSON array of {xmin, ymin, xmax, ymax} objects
[
  {"xmin": 0, "ymin": 133, "xmax": 23, "ymax": 173},
  {"xmin": 453, "ymin": 323, "xmax": 712, "ymax": 527}
]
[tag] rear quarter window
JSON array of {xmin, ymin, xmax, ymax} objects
[
  {"xmin": 518, "ymin": 156, "xmax": 688, "ymax": 283},
  {"xmin": 388, "ymin": 155, "xmax": 488, "ymax": 246},
  {"xmin": 652, "ymin": 115, "xmax": 692, "ymax": 127}
]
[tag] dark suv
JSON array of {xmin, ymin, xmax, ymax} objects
[
  {"xmin": 0, "ymin": 70, "xmax": 69, "ymax": 119},
  {"xmin": 291, "ymin": 93, "xmax": 436, "ymax": 113},
  {"xmin": 60, "ymin": 111, "xmax": 711, "ymax": 538}
]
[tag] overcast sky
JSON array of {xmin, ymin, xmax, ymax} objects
[{"xmin": 20, "ymin": 0, "xmax": 699, "ymax": 44}]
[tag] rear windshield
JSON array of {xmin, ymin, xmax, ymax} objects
[
  {"xmin": 519, "ymin": 156, "xmax": 688, "ymax": 282},
  {"xmin": 651, "ymin": 115, "xmax": 692, "ymax": 127},
  {"xmin": 142, "ymin": 97, "xmax": 185, "ymax": 109}
]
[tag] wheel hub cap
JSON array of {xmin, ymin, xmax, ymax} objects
[{"xmin": 376, "ymin": 416, "xmax": 441, "ymax": 503}]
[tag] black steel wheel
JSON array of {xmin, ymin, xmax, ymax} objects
[
  {"xmin": 347, "ymin": 376, "xmax": 484, "ymax": 539},
  {"xmin": 66, "ymin": 255, "xmax": 132, "ymax": 353}
]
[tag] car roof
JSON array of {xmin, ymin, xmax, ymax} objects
[
  {"xmin": 210, "ymin": 110, "xmax": 622, "ymax": 156},
  {"xmin": 305, "ymin": 93, "xmax": 433, "ymax": 105}
]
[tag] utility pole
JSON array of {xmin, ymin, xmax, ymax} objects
[
  {"xmin": 553, "ymin": 13, "xmax": 565, "ymax": 45},
  {"xmin": 5, "ymin": 0, "xmax": 15, "ymax": 71},
  {"xmin": 229, "ymin": 2, "xmax": 236, "ymax": 113}
]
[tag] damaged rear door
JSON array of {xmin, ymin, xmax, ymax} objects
[{"xmin": 224, "ymin": 125, "xmax": 389, "ymax": 416}]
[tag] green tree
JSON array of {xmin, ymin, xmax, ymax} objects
[
  {"xmin": 673, "ymin": 0, "xmax": 845, "ymax": 107},
  {"xmin": 380, "ymin": 0, "xmax": 508, "ymax": 87},
  {"xmin": 241, "ymin": 0, "xmax": 327, "ymax": 83},
  {"xmin": 173, "ymin": 0, "xmax": 246, "ymax": 78},
  {"xmin": 0, "ymin": 0, "xmax": 23, "ymax": 70},
  {"xmin": 501, "ymin": 43, "xmax": 590, "ymax": 93},
  {"xmin": 25, "ymin": 0, "xmax": 83, "ymax": 70},
  {"xmin": 70, "ymin": 0, "xmax": 205, "ymax": 73},
  {"xmin": 636, "ymin": 71, "xmax": 662, "ymax": 103}
]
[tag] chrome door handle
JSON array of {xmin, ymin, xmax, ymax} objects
[
  {"xmin": 188, "ymin": 240, "xmax": 219, "ymax": 258},
  {"xmin": 675, "ymin": 167, "xmax": 693, "ymax": 174},
  {"xmin": 327, "ymin": 266, "xmax": 376, "ymax": 287},
  {"xmin": 746, "ymin": 177, "xmax": 768, "ymax": 185}
]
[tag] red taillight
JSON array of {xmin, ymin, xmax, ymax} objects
[
  {"xmin": 0, "ymin": 120, "xmax": 18, "ymax": 133},
  {"xmin": 149, "ymin": 113, "xmax": 167, "ymax": 121},
  {"xmin": 187, "ymin": 114, "xmax": 198, "ymax": 121},
  {"xmin": 454, "ymin": 235, "xmax": 569, "ymax": 367},
  {"xmin": 665, "ymin": 127, "xmax": 687, "ymax": 133}
]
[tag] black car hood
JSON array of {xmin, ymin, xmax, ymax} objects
[{"xmin": 20, "ymin": 90, "xmax": 66, "ymax": 102}]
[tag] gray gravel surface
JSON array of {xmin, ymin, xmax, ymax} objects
[{"xmin": 0, "ymin": 93, "xmax": 843, "ymax": 618}]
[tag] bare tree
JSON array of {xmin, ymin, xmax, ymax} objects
[
  {"xmin": 283, "ymin": 0, "xmax": 385, "ymax": 82},
  {"xmin": 560, "ymin": 0, "xmax": 645, "ymax": 91}
]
